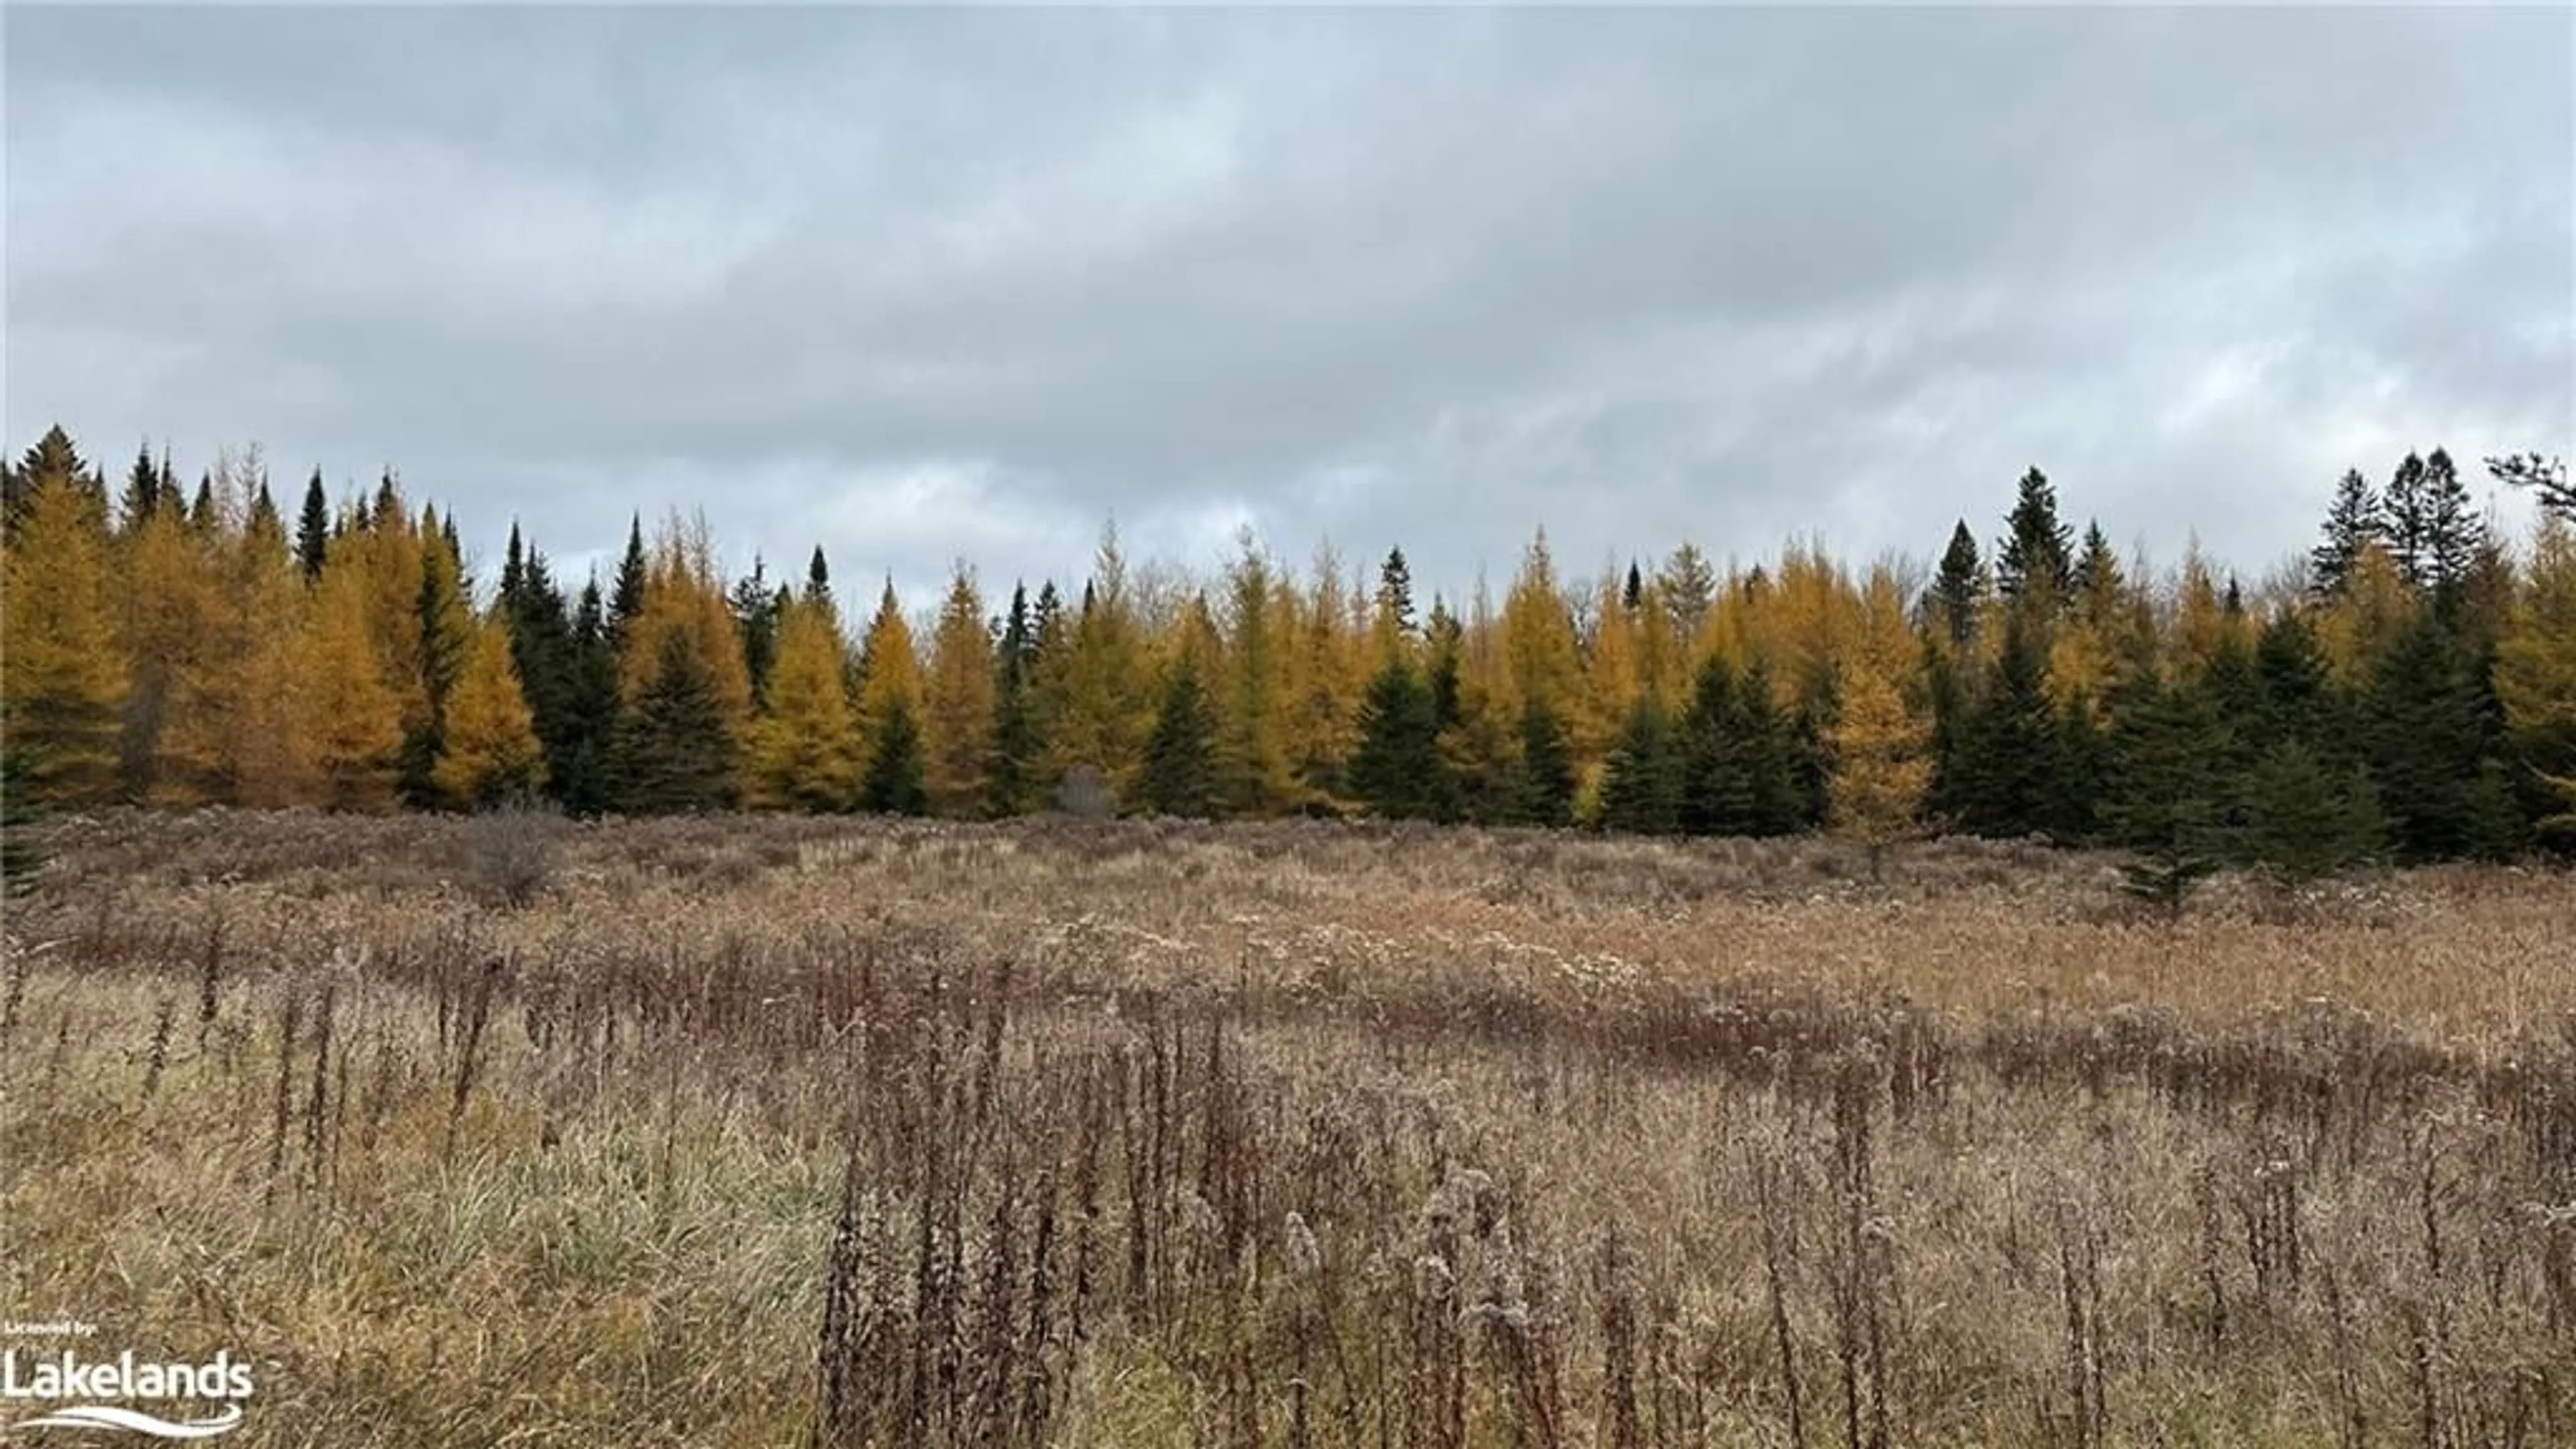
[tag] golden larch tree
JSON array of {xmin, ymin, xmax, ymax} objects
[
  {"xmin": 1825, "ymin": 655, "xmax": 1933, "ymax": 881},
  {"xmin": 922, "ymin": 563, "xmax": 997, "ymax": 816},
  {"xmin": 1, "ymin": 458, "xmax": 129, "ymax": 803},
  {"xmin": 749, "ymin": 591, "xmax": 858, "ymax": 812},
  {"xmin": 2498, "ymin": 515, "xmax": 2576, "ymax": 836},
  {"xmin": 1048, "ymin": 525, "xmax": 1153, "ymax": 796},
  {"xmin": 432, "ymin": 615, "xmax": 546, "ymax": 807},
  {"xmin": 855, "ymin": 580, "xmax": 924, "ymax": 765},
  {"xmin": 305, "ymin": 533, "xmax": 407, "ymax": 810}
]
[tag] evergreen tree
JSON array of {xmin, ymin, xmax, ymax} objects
[
  {"xmin": 121, "ymin": 442, "xmax": 164, "ymax": 535},
  {"xmin": 860, "ymin": 698, "xmax": 929, "ymax": 816},
  {"xmin": 1140, "ymin": 657, "xmax": 1220, "ymax": 818},
  {"xmin": 2487, "ymin": 452, "xmax": 2571, "ymax": 523},
  {"xmin": 2253, "ymin": 610, "xmax": 2340, "ymax": 749},
  {"xmin": 2071, "ymin": 521, "xmax": 2123, "ymax": 624},
  {"xmin": 1996, "ymin": 467, "xmax": 2074, "ymax": 610},
  {"xmin": 807, "ymin": 545, "xmax": 833, "ymax": 604},
  {"xmin": 402, "ymin": 512, "xmax": 473, "ymax": 805},
  {"xmin": 2311, "ymin": 470, "xmax": 2383, "ymax": 599},
  {"xmin": 2240, "ymin": 739, "xmax": 2385, "ymax": 880},
  {"xmin": 2416, "ymin": 448, "xmax": 2483, "ymax": 614},
  {"xmin": 0, "ymin": 702, "xmax": 43, "ymax": 895},
  {"xmin": 500, "ymin": 541, "xmax": 583, "ymax": 808},
  {"xmin": 1374, "ymin": 546, "xmax": 1417, "ymax": 641},
  {"xmin": 2103, "ymin": 676, "xmax": 2231, "ymax": 916},
  {"xmin": 1505, "ymin": 698, "xmax": 1576, "ymax": 828},
  {"xmin": 1348, "ymin": 658, "xmax": 1456, "ymax": 822},
  {"xmin": 295, "ymin": 470, "xmax": 330, "ymax": 582},
  {"xmin": 1597, "ymin": 696, "xmax": 1684, "ymax": 835},
  {"xmin": 2365, "ymin": 610, "xmax": 2492, "ymax": 861},
  {"xmin": 1948, "ymin": 612, "xmax": 2061, "ymax": 839},
  {"xmin": 987, "ymin": 582, "xmax": 1047, "ymax": 816},
  {"xmin": 730, "ymin": 559, "xmax": 783, "ymax": 704},
  {"xmin": 2383, "ymin": 451, "xmax": 2435, "ymax": 590},
  {"xmin": 609, "ymin": 514, "xmax": 648, "ymax": 648},
  {"xmin": 1931, "ymin": 521, "xmax": 1985, "ymax": 649},
  {"xmin": 557, "ymin": 582, "xmax": 621, "ymax": 816},
  {"xmin": 6, "ymin": 425, "xmax": 91, "ymax": 542},
  {"xmin": 612, "ymin": 626, "xmax": 738, "ymax": 814}
]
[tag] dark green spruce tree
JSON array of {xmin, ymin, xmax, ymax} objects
[
  {"xmin": 1505, "ymin": 698, "xmax": 1576, "ymax": 828},
  {"xmin": 1349, "ymin": 657, "xmax": 1456, "ymax": 822},
  {"xmin": 1947, "ymin": 610, "xmax": 2062, "ymax": 839},
  {"xmin": 861, "ymin": 699, "xmax": 930, "ymax": 816},
  {"xmin": 296, "ymin": 469, "xmax": 330, "ymax": 582},
  {"xmin": 1597, "ymin": 697, "xmax": 1684, "ymax": 836},
  {"xmin": 1140, "ymin": 657, "xmax": 1220, "ymax": 818},
  {"xmin": 613, "ymin": 627, "xmax": 737, "ymax": 814},
  {"xmin": 2103, "ymin": 674, "xmax": 2231, "ymax": 917}
]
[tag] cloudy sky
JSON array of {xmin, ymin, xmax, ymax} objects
[{"xmin": 6, "ymin": 5, "xmax": 2569, "ymax": 607}]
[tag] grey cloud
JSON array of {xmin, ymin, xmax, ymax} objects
[{"xmin": 7, "ymin": 5, "xmax": 2569, "ymax": 606}]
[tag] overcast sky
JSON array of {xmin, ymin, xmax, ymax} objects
[{"xmin": 6, "ymin": 5, "xmax": 2570, "ymax": 608}]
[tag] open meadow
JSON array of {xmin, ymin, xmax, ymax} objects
[{"xmin": 3, "ymin": 810, "xmax": 2573, "ymax": 1448}]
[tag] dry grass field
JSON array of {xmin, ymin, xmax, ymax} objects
[{"xmin": 3, "ymin": 810, "xmax": 2573, "ymax": 1448}]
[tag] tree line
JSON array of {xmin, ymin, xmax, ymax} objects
[{"xmin": 3, "ymin": 425, "xmax": 2570, "ymax": 879}]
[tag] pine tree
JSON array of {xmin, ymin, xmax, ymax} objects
[
  {"xmin": 1657, "ymin": 543, "xmax": 1718, "ymax": 650},
  {"xmin": 296, "ymin": 470, "xmax": 330, "ymax": 583},
  {"xmin": 432, "ymin": 618, "xmax": 547, "ymax": 808},
  {"xmin": 1348, "ymin": 657, "xmax": 1456, "ymax": 822},
  {"xmin": 861, "ymin": 698, "xmax": 929, "ymax": 816},
  {"xmin": 0, "ymin": 447, "xmax": 129, "ymax": 803},
  {"xmin": 1596, "ymin": 696, "xmax": 1684, "ymax": 836},
  {"xmin": 1996, "ymin": 468, "xmax": 2074, "ymax": 611},
  {"xmin": 1931, "ymin": 521, "xmax": 1986, "ymax": 650},
  {"xmin": 1140, "ymin": 656, "xmax": 1219, "ymax": 818},
  {"xmin": 1505, "ymin": 697, "xmax": 1576, "ymax": 828},
  {"xmin": 923, "ymin": 564, "xmax": 997, "ymax": 816},
  {"xmin": 1825, "ymin": 658, "xmax": 1932, "ymax": 879},
  {"xmin": 1680, "ymin": 655, "xmax": 1754, "ymax": 837},
  {"xmin": 748, "ymin": 594, "xmax": 859, "ymax": 812},
  {"xmin": 2487, "ymin": 452, "xmax": 2571, "ymax": 523},
  {"xmin": 2311, "ymin": 469, "xmax": 2383, "ymax": 598}
]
